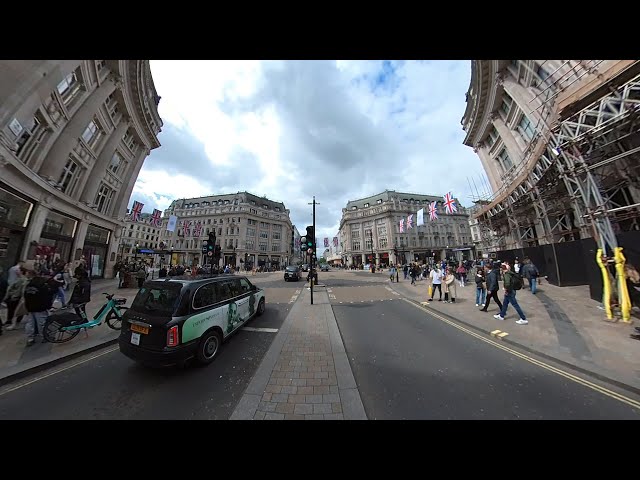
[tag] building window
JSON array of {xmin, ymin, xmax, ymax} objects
[
  {"xmin": 379, "ymin": 238, "xmax": 388, "ymax": 249},
  {"xmin": 246, "ymin": 227, "xmax": 256, "ymax": 237},
  {"xmin": 96, "ymin": 60, "xmax": 106, "ymax": 71},
  {"xmin": 377, "ymin": 226, "xmax": 387, "ymax": 236},
  {"xmin": 486, "ymin": 126, "xmax": 499, "ymax": 148},
  {"xmin": 259, "ymin": 242, "xmax": 268, "ymax": 252},
  {"xmin": 109, "ymin": 151, "xmax": 122, "ymax": 174},
  {"xmin": 365, "ymin": 238, "xmax": 373, "ymax": 250},
  {"xmin": 351, "ymin": 230, "xmax": 360, "ymax": 239},
  {"xmin": 352, "ymin": 240, "xmax": 361, "ymax": 251},
  {"xmin": 82, "ymin": 120, "xmax": 99, "ymax": 144},
  {"xmin": 351, "ymin": 206, "xmax": 357, "ymax": 210},
  {"xmin": 272, "ymin": 231, "xmax": 281, "ymax": 240},
  {"xmin": 246, "ymin": 240, "xmax": 254, "ymax": 250},
  {"xmin": 500, "ymin": 94, "xmax": 513, "ymax": 118},
  {"xmin": 497, "ymin": 148, "xmax": 513, "ymax": 172},
  {"xmin": 364, "ymin": 203, "xmax": 369, "ymax": 208},
  {"xmin": 271, "ymin": 243, "xmax": 280, "ymax": 252},
  {"xmin": 58, "ymin": 157, "xmax": 81, "ymax": 195},
  {"xmin": 260, "ymin": 230, "xmax": 268, "ymax": 239},
  {"xmin": 94, "ymin": 183, "xmax": 115, "ymax": 213},
  {"xmin": 56, "ymin": 70, "xmax": 81, "ymax": 105},
  {"xmin": 377, "ymin": 199, "xmax": 382, "ymax": 204},
  {"xmin": 517, "ymin": 114, "xmax": 536, "ymax": 141},
  {"xmin": 12, "ymin": 113, "xmax": 45, "ymax": 162}
]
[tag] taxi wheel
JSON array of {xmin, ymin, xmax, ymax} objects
[
  {"xmin": 257, "ymin": 298, "xmax": 266, "ymax": 316},
  {"xmin": 196, "ymin": 329, "xmax": 222, "ymax": 365}
]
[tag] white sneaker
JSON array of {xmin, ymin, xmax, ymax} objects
[
  {"xmin": 493, "ymin": 314, "xmax": 505, "ymax": 321},
  {"xmin": 475, "ymin": 304, "xmax": 479, "ymax": 307},
  {"xmin": 516, "ymin": 319, "xmax": 528, "ymax": 325}
]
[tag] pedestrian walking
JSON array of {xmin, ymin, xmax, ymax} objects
[
  {"xmin": 70, "ymin": 261, "xmax": 92, "ymax": 323},
  {"xmin": 456, "ymin": 263, "xmax": 467, "ymax": 287},
  {"xmin": 494, "ymin": 263, "xmax": 527, "ymax": 324},
  {"xmin": 389, "ymin": 265, "xmax": 397, "ymax": 282},
  {"xmin": 480, "ymin": 263, "xmax": 503, "ymax": 312},
  {"xmin": 521, "ymin": 258, "xmax": 540, "ymax": 294}
]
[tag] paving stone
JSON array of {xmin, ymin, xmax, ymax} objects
[
  {"xmin": 284, "ymin": 414, "xmax": 305, "ymax": 420},
  {"xmin": 321, "ymin": 378, "xmax": 338, "ymax": 386},
  {"xmin": 261, "ymin": 393, "xmax": 272, "ymax": 402},
  {"xmin": 313, "ymin": 385, "xmax": 330, "ymax": 395},
  {"xmin": 264, "ymin": 384, "xmax": 282, "ymax": 394},
  {"xmin": 280, "ymin": 385, "xmax": 297, "ymax": 394},
  {"xmin": 323, "ymin": 393, "xmax": 340, "ymax": 404},
  {"xmin": 307, "ymin": 378, "xmax": 322, "ymax": 386},
  {"xmin": 287, "ymin": 394, "xmax": 306, "ymax": 403},
  {"xmin": 264, "ymin": 413, "xmax": 285, "ymax": 420},
  {"xmin": 275, "ymin": 403, "xmax": 295, "ymax": 414},
  {"xmin": 324, "ymin": 413, "xmax": 344, "ymax": 420},
  {"xmin": 314, "ymin": 372, "xmax": 329, "ymax": 379},
  {"xmin": 305, "ymin": 414, "xmax": 324, "ymax": 420},
  {"xmin": 257, "ymin": 401, "xmax": 276, "ymax": 412},
  {"xmin": 271, "ymin": 393, "xmax": 289, "ymax": 403},
  {"xmin": 313, "ymin": 403, "xmax": 332, "ymax": 415},
  {"xmin": 253, "ymin": 411, "xmax": 266, "ymax": 420},
  {"xmin": 331, "ymin": 403, "xmax": 343, "ymax": 413},
  {"xmin": 276, "ymin": 378, "xmax": 293, "ymax": 386},
  {"xmin": 305, "ymin": 394, "xmax": 323, "ymax": 404},
  {"xmin": 297, "ymin": 386, "xmax": 313, "ymax": 395},
  {"xmin": 292, "ymin": 379, "xmax": 307, "ymax": 386}
]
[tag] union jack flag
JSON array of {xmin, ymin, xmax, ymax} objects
[
  {"xmin": 443, "ymin": 192, "xmax": 458, "ymax": 214},
  {"xmin": 150, "ymin": 209, "xmax": 162, "ymax": 228},
  {"xmin": 333, "ymin": 237, "xmax": 338, "ymax": 247},
  {"xmin": 324, "ymin": 238, "xmax": 329, "ymax": 248},
  {"xmin": 399, "ymin": 218, "xmax": 404, "ymax": 233},
  {"xmin": 193, "ymin": 222, "xmax": 203, "ymax": 238},
  {"xmin": 429, "ymin": 201, "xmax": 438, "ymax": 221},
  {"xmin": 182, "ymin": 220, "xmax": 192, "ymax": 236},
  {"xmin": 406, "ymin": 214, "xmax": 413, "ymax": 229},
  {"xmin": 131, "ymin": 201, "xmax": 144, "ymax": 222}
]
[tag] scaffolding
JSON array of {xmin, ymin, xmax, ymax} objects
[{"xmin": 472, "ymin": 60, "xmax": 640, "ymax": 322}]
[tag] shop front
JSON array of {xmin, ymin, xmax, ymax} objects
[
  {"xmin": 36, "ymin": 210, "xmax": 77, "ymax": 271},
  {"xmin": 83, "ymin": 224, "xmax": 111, "ymax": 279},
  {"xmin": 379, "ymin": 252, "xmax": 389, "ymax": 267},
  {"xmin": 0, "ymin": 184, "xmax": 33, "ymax": 273},
  {"xmin": 270, "ymin": 255, "xmax": 281, "ymax": 270}
]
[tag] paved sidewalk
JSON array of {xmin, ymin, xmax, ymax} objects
[
  {"xmin": 231, "ymin": 285, "xmax": 367, "ymax": 420},
  {"xmin": 0, "ymin": 286, "xmax": 139, "ymax": 385},
  {"xmin": 387, "ymin": 276, "xmax": 640, "ymax": 392}
]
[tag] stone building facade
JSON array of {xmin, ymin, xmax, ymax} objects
[
  {"xmin": 0, "ymin": 60, "xmax": 162, "ymax": 278},
  {"xmin": 338, "ymin": 190, "xmax": 472, "ymax": 266}
]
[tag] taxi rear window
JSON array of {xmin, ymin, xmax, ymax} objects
[{"xmin": 131, "ymin": 284, "xmax": 183, "ymax": 316}]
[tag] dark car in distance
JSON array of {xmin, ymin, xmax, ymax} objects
[{"xmin": 284, "ymin": 266, "xmax": 300, "ymax": 282}]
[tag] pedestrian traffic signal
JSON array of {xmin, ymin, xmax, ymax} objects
[{"xmin": 207, "ymin": 232, "xmax": 215, "ymax": 253}]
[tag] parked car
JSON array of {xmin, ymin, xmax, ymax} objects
[
  {"xmin": 119, "ymin": 274, "xmax": 265, "ymax": 368},
  {"xmin": 320, "ymin": 264, "xmax": 330, "ymax": 272},
  {"xmin": 284, "ymin": 266, "xmax": 301, "ymax": 282},
  {"xmin": 301, "ymin": 264, "xmax": 309, "ymax": 272}
]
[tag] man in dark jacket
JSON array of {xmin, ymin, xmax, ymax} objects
[
  {"xmin": 480, "ymin": 264, "xmax": 503, "ymax": 312},
  {"xmin": 23, "ymin": 270, "xmax": 55, "ymax": 346},
  {"xmin": 494, "ymin": 263, "xmax": 528, "ymax": 324},
  {"xmin": 521, "ymin": 258, "xmax": 540, "ymax": 294},
  {"xmin": 70, "ymin": 261, "xmax": 91, "ymax": 323}
]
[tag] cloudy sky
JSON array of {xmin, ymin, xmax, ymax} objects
[{"xmin": 131, "ymin": 60, "xmax": 489, "ymax": 245}]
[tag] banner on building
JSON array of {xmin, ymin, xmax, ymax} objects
[
  {"xmin": 324, "ymin": 238, "xmax": 329, "ymax": 247},
  {"xmin": 150, "ymin": 209, "xmax": 162, "ymax": 228},
  {"xmin": 417, "ymin": 208, "xmax": 424, "ymax": 226},
  {"xmin": 166, "ymin": 215, "xmax": 178, "ymax": 232},
  {"xmin": 333, "ymin": 237, "xmax": 338, "ymax": 247}
]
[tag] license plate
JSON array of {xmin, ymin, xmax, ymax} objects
[
  {"xmin": 131, "ymin": 332, "xmax": 141, "ymax": 345},
  {"xmin": 130, "ymin": 324, "xmax": 149, "ymax": 335}
]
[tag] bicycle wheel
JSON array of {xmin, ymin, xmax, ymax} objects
[
  {"xmin": 43, "ymin": 318, "xmax": 81, "ymax": 343},
  {"xmin": 106, "ymin": 307, "xmax": 128, "ymax": 330}
]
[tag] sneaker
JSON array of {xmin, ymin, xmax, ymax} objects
[
  {"xmin": 515, "ymin": 319, "xmax": 528, "ymax": 325},
  {"xmin": 493, "ymin": 314, "xmax": 505, "ymax": 321},
  {"xmin": 6, "ymin": 324, "xmax": 14, "ymax": 330},
  {"xmin": 26, "ymin": 339, "xmax": 35, "ymax": 347},
  {"xmin": 475, "ymin": 304, "xmax": 479, "ymax": 307}
]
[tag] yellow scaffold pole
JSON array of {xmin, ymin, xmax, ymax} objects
[
  {"xmin": 596, "ymin": 249, "xmax": 613, "ymax": 320},
  {"xmin": 614, "ymin": 247, "xmax": 632, "ymax": 323}
]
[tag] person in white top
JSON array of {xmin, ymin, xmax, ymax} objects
[
  {"xmin": 513, "ymin": 259, "xmax": 521, "ymax": 274},
  {"xmin": 7, "ymin": 260, "xmax": 24, "ymax": 286},
  {"xmin": 428, "ymin": 266, "xmax": 443, "ymax": 302}
]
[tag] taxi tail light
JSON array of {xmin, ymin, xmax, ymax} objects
[{"xmin": 167, "ymin": 325, "xmax": 179, "ymax": 347}]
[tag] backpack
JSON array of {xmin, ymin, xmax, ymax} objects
[{"xmin": 511, "ymin": 272, "xmax": 523, "ymax": 290}]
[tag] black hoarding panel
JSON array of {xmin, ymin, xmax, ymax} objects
[{"xmin": 554, "ymin": 240, "xmax": 589, "ymax": 286}]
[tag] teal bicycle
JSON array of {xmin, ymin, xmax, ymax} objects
[{"xmin": 43, "ymin": 293, "xmax": 129, "ymax": 343}]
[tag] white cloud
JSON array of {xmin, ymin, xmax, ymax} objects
[{"xmin": 131, "ymin": 60, "xmax": 488, "ymax": 244}]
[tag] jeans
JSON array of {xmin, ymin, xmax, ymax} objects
[
  {"xmin": 476, "ymin": 288, "xmax": 486, "ymax": 305},
  {"xmin": 55, "ymin": 286, "xmax": 67, "ymax": 306},
  {"xmin": 430, "ymin": 283, "xmax": 442, "ymax": 300},
  {"xmin": 530, "ymin": 277, "xmax": 537, "ymax": 294},
  {"xmin": 499, "ymin": 291, "xmax": 527, "ymax": 320},
  {"xmin": 25, "ymin": 311, "xmax": 48, "ymax": 340}
]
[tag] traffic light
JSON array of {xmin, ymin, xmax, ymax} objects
[
  {"xmin": 215, "ymin": 245, "xmax": 222, "ymax": 257},
  {"xmin": 305, "ymin": 226, "xmax": 315, "ymax": 251},
  {"xmin": 207, "ymin": 232, "xmax": 216, "ymax": 253}
]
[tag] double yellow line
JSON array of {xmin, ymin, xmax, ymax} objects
[{"xmin": 404, "ymin": 299, "xmax": 640, "ymax": 410}]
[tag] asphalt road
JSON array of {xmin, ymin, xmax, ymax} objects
[
  {"xmin": 0, "ymin": 302, "xmax": 291, "ymax": 420},
  {"xmin": 333, "ymin": 299, "xmax": 640, "ymax": 419}
]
